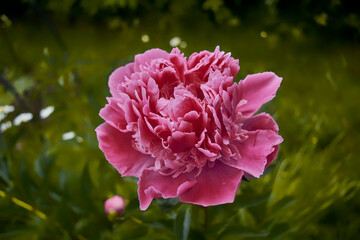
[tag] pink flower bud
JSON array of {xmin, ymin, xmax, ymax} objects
[{"xmin": 104, "ymin": 195, "xmax": 126, "ymax": 216}]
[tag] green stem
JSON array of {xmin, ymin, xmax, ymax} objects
[{"xmin": 203, "ymin": 207, "xmax": 209, "ymax": 230}]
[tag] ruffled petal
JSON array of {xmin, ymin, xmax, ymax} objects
[
  {"xmin": 237, "ymin": 72, "xmax": 282, "ymax": 118},
  {"xmin": 99, "ymin": 98, "xmax": 128, "ymax": 132},
  {"xmin": 242, "ymin": 112, "xmax": 279, "ymax": 132},
  {"xmin": 138, "ymin": 170, "xmax": 196, "ymax": 210},
  {"xmin": 242, "ymin": 113, "xmax": 281, "ymax": 169},
  {"xmin": 109, "ymin": 63, "xmax": 134, "ymax": 98},
  {"xmin": 96, "ymin": 123, "xmax": 154, "ymax": 177},
  {"xmin": 226, "ymin": 130, "xmax": 283, "ymax": 178},
  {"xmin": 265, "ymin": 145, "xmax": 279, "ymax": 168},
  {"xmin": 168, "ymin": 131, "xmax": 197, "ymax": 153},
  {"xmin": 169, "ymin": 48, "xmax": 187, "ymax": 80},
  {"xmin": 179, "ymin": 162, "xmax": 243, "ymax": 206},
  {"xmin": 134, "ymin": 49, "xmax": 170, "ymax": 71}
]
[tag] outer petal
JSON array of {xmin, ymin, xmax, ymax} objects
[
  {"xmin": 96, "ymin": 123, "xmax": 154, "ymax": 177},
  {"xmin": 138, "ymin": 170, "xmax": 196, "ymax": 210},
  {"xmin": 99, "ymin": 98, "xmax": 128, "ymax": 132},
  {"xmin": 226, "ymin": 130, "xmax": 283, "ymax": 178},
  {"xmin": 242, "ymin": 112, "xmax": 279, "ymax": 132},
  {"xmin": 242, "ymin": 113, "xmax": 281, "ymax": 168},
  {"xmin": 237, "ymin": 72, "xmax": 282, "ymax": 118},
  {"xmin": 169, "ymin": 48, "xmax": 187, "ymax": 79},
  {"xmin": 109, "ymin": 63, "xmax": 134, "ymax": 98},
  {"xmin": 265, "ymin": 145, "xmax": 279, "ymax": 168},
  {"xmin": 179, "ymin": 162, "xmax": 243, "ymax": 206}
]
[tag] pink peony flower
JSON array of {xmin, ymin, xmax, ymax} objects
[
  {"xmin": 105, "ymin": 195, "xmax": 126, "ymax": 215},
  {"xmin": 96, "ymin": 46, "xmax": 283, "ymax": 210}
]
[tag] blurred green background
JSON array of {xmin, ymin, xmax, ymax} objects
[{"xmin": 1, "ymin": 0, "xmax": 360, "ymax": 239}]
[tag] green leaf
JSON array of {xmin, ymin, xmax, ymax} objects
[
  {"xmin": 34, "ymin": 151, "xmax": 55, "ymax": 180},
  {"xmin": 19, "ymin": 158, "xmax": 38, "ymax": 199},
  {"xmin": 124, "ymin": 196, "xmax": 140, "ymax": 214},
  {"xmin": 13, "ymin": 76, "xmax": 34, "ymax": 94},
  {"xmin": 143, "ymin": 219, "xmax": 173, "ymax": 230},
  {"xmin": 188, "ymin": 229, "xmax": 206, "ymax": 240},
  {"xmin": 0, "ymin": 227, "xmax": 37, "ymax": 239},
  {"xmin": 0, "ymin": 156, "xmax": 10, "ymax": 186},
  {"xmin": 174, "ymin": 205, "xmax": 192, "ymax": 240},
  {"xmin": 219, "ymin": 226, "xmax": 269, "ymax": 238},
  {"xmin": 203, "ymin": 0, "xmax": 223, "ymax": 11},
  {"xmin": 267, "ymin": 223, "xmax": 295, "ymax": 240},
  {"xmin": 81, "ymin": 164, "xmax": 93, "ymax": 196},
  {"xmin": 269, "ymin": 196, "xmax": 296, "ymax": 217},
  {"xmin": 58, "ymin": 169, "xmax": 68, "ymax": 192},
  {"xmin": 238, "ymin": 208, "xmax": 256, "ymax": 228},
  {"xmin": 234, "ymin": 195, "xmax": 268, "ymax": 208},
  {"xmin": 0, "ymin": 91, "xmax": 15, "ymax": 105},
  {"xmin": 62, "ymin": 231, "xmax": 72, "ymax": 240},
  {"xmin": 156, "ymin": 197, "xmax": 179, "ymax": 212}
]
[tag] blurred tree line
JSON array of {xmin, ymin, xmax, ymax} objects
[{"xmin": 1, "ymin": 0, "xmax": 360, "ymax": 41}]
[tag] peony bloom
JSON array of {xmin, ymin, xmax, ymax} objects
[
  {"xmin": 96, "ymin": 46, "xmax": 283, "ymax": 210},
  {"xmin": 105, "ymin": 195, "xmax": 126, "ymax": 216}
]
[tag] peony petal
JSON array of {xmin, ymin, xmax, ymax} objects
[
  {"xmin": 226, "ymin": 130, "xmax": 283, "ymax": 178},
  {"xmin": 134, "ymin": 49, "xmax": 170, "ymax": 71},
  {"xmin": 138, "ymin": 170, "xmax": 196, "ymax": 210},
  {"xmin": 178, "ymin": 120, "xmax": 193, "ymax": 132},
  {"xmin": 96, "ymin": 123, "xmax": 154, "ymax": 177},
  {"xmin": 99, "ymin": 98, "xmax": 128, "ymax": 132},
  {"xmin": 137, "ymin": 117, "xmax": 154, "ymax": 149},
  {"xmin": 168, "ymin": 131, "xmax": 197, "ymax": 153},
  {"xmin": 169, "ymin": 96, "xmax": 202, "ymax": 121},
  {"xmin": 242, "ymin": 113, "xmax": 281, "ymax": 168},
  {"xmin": 265, "ymin": 145, "xmax": 279, "ymax": 168},
  {"xmin": 237, "ymin": 72, "xmax": 282, "ymax": 118},
  {"xmin": 109, "ymin": 63, "xmax": 134, "ymax": 98},
  {"xmin": 242, "ymin": 112, "xmax": 279, "ymax": 132},
  {"xmin": 169, "ymin": 48, "xmax": 187, "ymax": 80},
  {"xmin": 179, "ymin": 162, "xmax": 243, "ymax": 206}
]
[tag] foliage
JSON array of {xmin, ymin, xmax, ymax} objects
[
  {"xmin": 1, "ymin": 1, "xmax": 360, "ymax": 239},
  {"xmin": 1, "ymin": 0, "xmax": 359, "ymax": 41}
]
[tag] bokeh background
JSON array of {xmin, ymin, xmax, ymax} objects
[{"xmin": 1, "ymin": 0, "xmax": 360, "ymax": 239}]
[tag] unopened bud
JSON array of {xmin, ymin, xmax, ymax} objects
[{"xmin": 105, "ymin": 195, "xmax": 126, "ymax": 216}]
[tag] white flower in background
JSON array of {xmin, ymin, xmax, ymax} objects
[
  {"xmin": 0, "ymin": 105, "xmax": 15, "ymax": 121},
  {"xmin": 169, "ymin": 36, "xmax": 181, "ymax": 47},
  {"xmin": 0, "ymin": 105, "xmax": 15, "ymax": 114},
  {"xmin": 40, "ymin": 106, "xmax": 55, "ymax": 119},
  {"xmin": 13, "ymin": 113, "xmax": 33, "ymax": 126},
  {"xmin": 180, "ymin": 41, "xmax": 187, "ymax": 48},
  {"xmin": 0, "ymin": 121, "xmax": 12, "ymax": 132},
  {"xmin": 169, "ymin": 37, "xmax": 187, "ymax": 48},
  {"xmin": 0, "ymin": 113, "xmax": 5, "ymax": 122},
  {"xmin": 62, "ymin": 131, "xmax": 75, "ymax": 140},
  {"xmin": 141, "ymin": 34, "xmax": 150, "ymax": 43}
]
